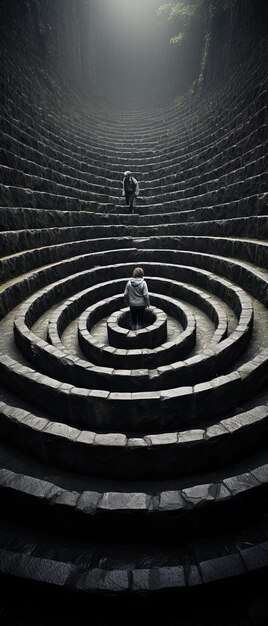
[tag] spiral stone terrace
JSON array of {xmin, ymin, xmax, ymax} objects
[{"xmin": 0, "ymin": 31, "xmax": 268, "ymax": 603}]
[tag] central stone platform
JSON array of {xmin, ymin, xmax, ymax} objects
[{"xmin": 107, "ymin": 306, "xmax": 167, "ymax": 349}]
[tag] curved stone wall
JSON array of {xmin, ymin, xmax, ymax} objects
[{"xmin": 0, "ymin": 1, "xmax": 268, "ymax": 618}]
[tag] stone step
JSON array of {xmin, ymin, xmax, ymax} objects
[
  {"xmin": 0, "ymin": 216, "xmax": 267, "ymax": 258},
  {"xmin": 0, "ymin": 254, "xmax": 266, "ymax": 432},
  {"xmin": 0, "ymin": 26, "xmax": 268, "ymax": 605},
  {"xmin": 2, "ymin": 133, "xmax": 267, "ymax": 196},
  {"xmin": 1, "ymin": 65, "xmax": 266, "ymax": 147},
  {"xmin": 78, "ymin": 294, "xmax": 196, "ymax": 369},
  {"xmin": 1, "ymin": 171, "xmax": 267, "ymax": 210},
  {"xmin": 1, "ymin": 234, "xmax": 267, "ymax": 290},
  {"xmin": 0, "ymin": 194, "xmax": 267, "ymax": 234},
  {"xmin": 1, "ymin": 93, "xmax": 267, "ymax": 168},
  {"xmin": 1, "ymin": 243, "xmax": 267, "ymax": 316},
  {"xmin": 1, "ymin": 151, "xmax": 267, "ymax": 206},
  {"xmin": 0, "ymin": 398, "xmax": 268, "ymax": 480},
  {"xmin": 0, "ymin": 75, "xmax": 264, "ymax": 146},
  {"xmin": 1, "ymin": 339, "xmax": 265, "ymax": 436},
  {"xmin": 16, "ymin": 274, "xmax": 233, "ymax": 388},
  {"xmin": 0, "ymin": 454, "xmax": 268, "ymax": 544},
  {"xmin": 1, "ymin": 95, "xmax": 266, "ymax": 165},
  {"xmin": 0, "ymin": 508, "xmax": 267, "ymax": 596},
  {"xmin": 1, "ymin": 115, "xmax": 267, "ymax": 187}
]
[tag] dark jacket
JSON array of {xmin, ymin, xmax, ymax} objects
[{"xmin": 122, "ymin": 176, "xmax": 139, "ymax": 197}]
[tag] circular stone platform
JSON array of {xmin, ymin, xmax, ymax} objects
[{"xmin": 107, "ymin": 306, "xmax": 167, "ymax": 349}]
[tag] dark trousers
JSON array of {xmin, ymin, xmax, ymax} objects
[
  {"xmin": 130, "ymin": 306, "xmax": 145, "ymax": 330},
  {"xmin": 125, "ymin": 192, "xmax": 136, "ymax": 212}
]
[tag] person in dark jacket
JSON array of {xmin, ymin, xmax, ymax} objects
[
  {"xmin": 124, "ymin": 267, "xmax": 150, "ymax": 330},
  {"xmin": 122, "ymin": 170, "xmax": 139, "ymax": 214}
]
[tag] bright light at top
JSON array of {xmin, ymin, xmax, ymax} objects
[
  {"xmin": 89, "ymin": 0, "xmax": 176, "ymax": 103},
  {"xmin": 103, "ymin": 0, "xmax": 159, "ymax": 18},
  {"xmin": 94, "ymin": 0, "xmax": 162, "ymax": 37}
]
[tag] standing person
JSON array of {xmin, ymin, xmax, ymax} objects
[
  {"xmin": 124, "ymin": 267, "xmax": 150, "ymax": 331},
  {"xmin": 122, "ymin": 170, "xmax": 139, "ymax": 214}
]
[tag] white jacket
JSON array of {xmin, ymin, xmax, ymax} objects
[{"xmin": 124, "ymin": 277, "xmax": 150, "ymax": 308}]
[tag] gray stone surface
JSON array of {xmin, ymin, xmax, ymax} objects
[{"xmin": 0, "ymin": 22, "xmax": 268, "ymax": 604}]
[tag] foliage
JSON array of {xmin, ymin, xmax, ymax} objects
[
  {"xmin": 157, "ymin": 0, "xmax": 240, "ymax": 45},
  {"xmin": 170, "ymin": 33, "xmax": 184, "ymax": 44},
  {"xmin": 207, "ymin": 0, "xmax": 239, "ymax": 17},
  {"xmin": 157, "ymin": 0, "xmax": 242, "ymax": 94},
  {"xmin": 157, "ymin": 2, "xmax": 197, "ymax": 22},
  {"xmin": 157, "ymin": 1, "xmax": 201, "ymax": 45}
]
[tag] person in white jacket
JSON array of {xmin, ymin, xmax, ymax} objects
[
  {"xmin": 122, "ymin": 170, "xmax": 139, "ymax": 214},
  {"xmin": 124, "ymin": 267, "xmax": 150, "ymax": 330}
]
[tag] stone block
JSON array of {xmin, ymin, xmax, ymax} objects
[
  {"xmin": 94, "ymin": 433, "xmax": 127, "ymax": 447},
  {"xmin": 199, "ymin": 553, "xmax": 245, "ymax": 582},
  {"xmin": 100, "ymin": 492, "xmax": 148, "ymax": 511},
  {"xmin": 240, "ymin": 541, "xmax": 268, "ymax": 572},
  {"xmin": 80, "ymin": 568, "xmax": 129, "ymax": 592},
  {"xmin": 76, "ymin": 491, "xmax": 101, "ymax": 513},
  {"xmin": 223, "ymin": 472, "xmax": 260, "ymax": 496},
  {"xmin": 158, "ymin": 490, "xmax": 186, "ymax": 510}
]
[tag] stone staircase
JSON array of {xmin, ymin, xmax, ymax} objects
[{"xmin": 0, "ymin": 32, "xmax": 268, "ymax": 620}]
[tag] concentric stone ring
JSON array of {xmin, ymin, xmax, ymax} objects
[
  {"xmin": 0, "ymin": 6, "xmax": 268, "ymax": 606},
  {"xmin": 77, "ymin": 288, "xmax": 197, "ymax": 369},
  {"xmin": 107, "ymin": 306, "xmax": 167, "ymax": 349}
]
